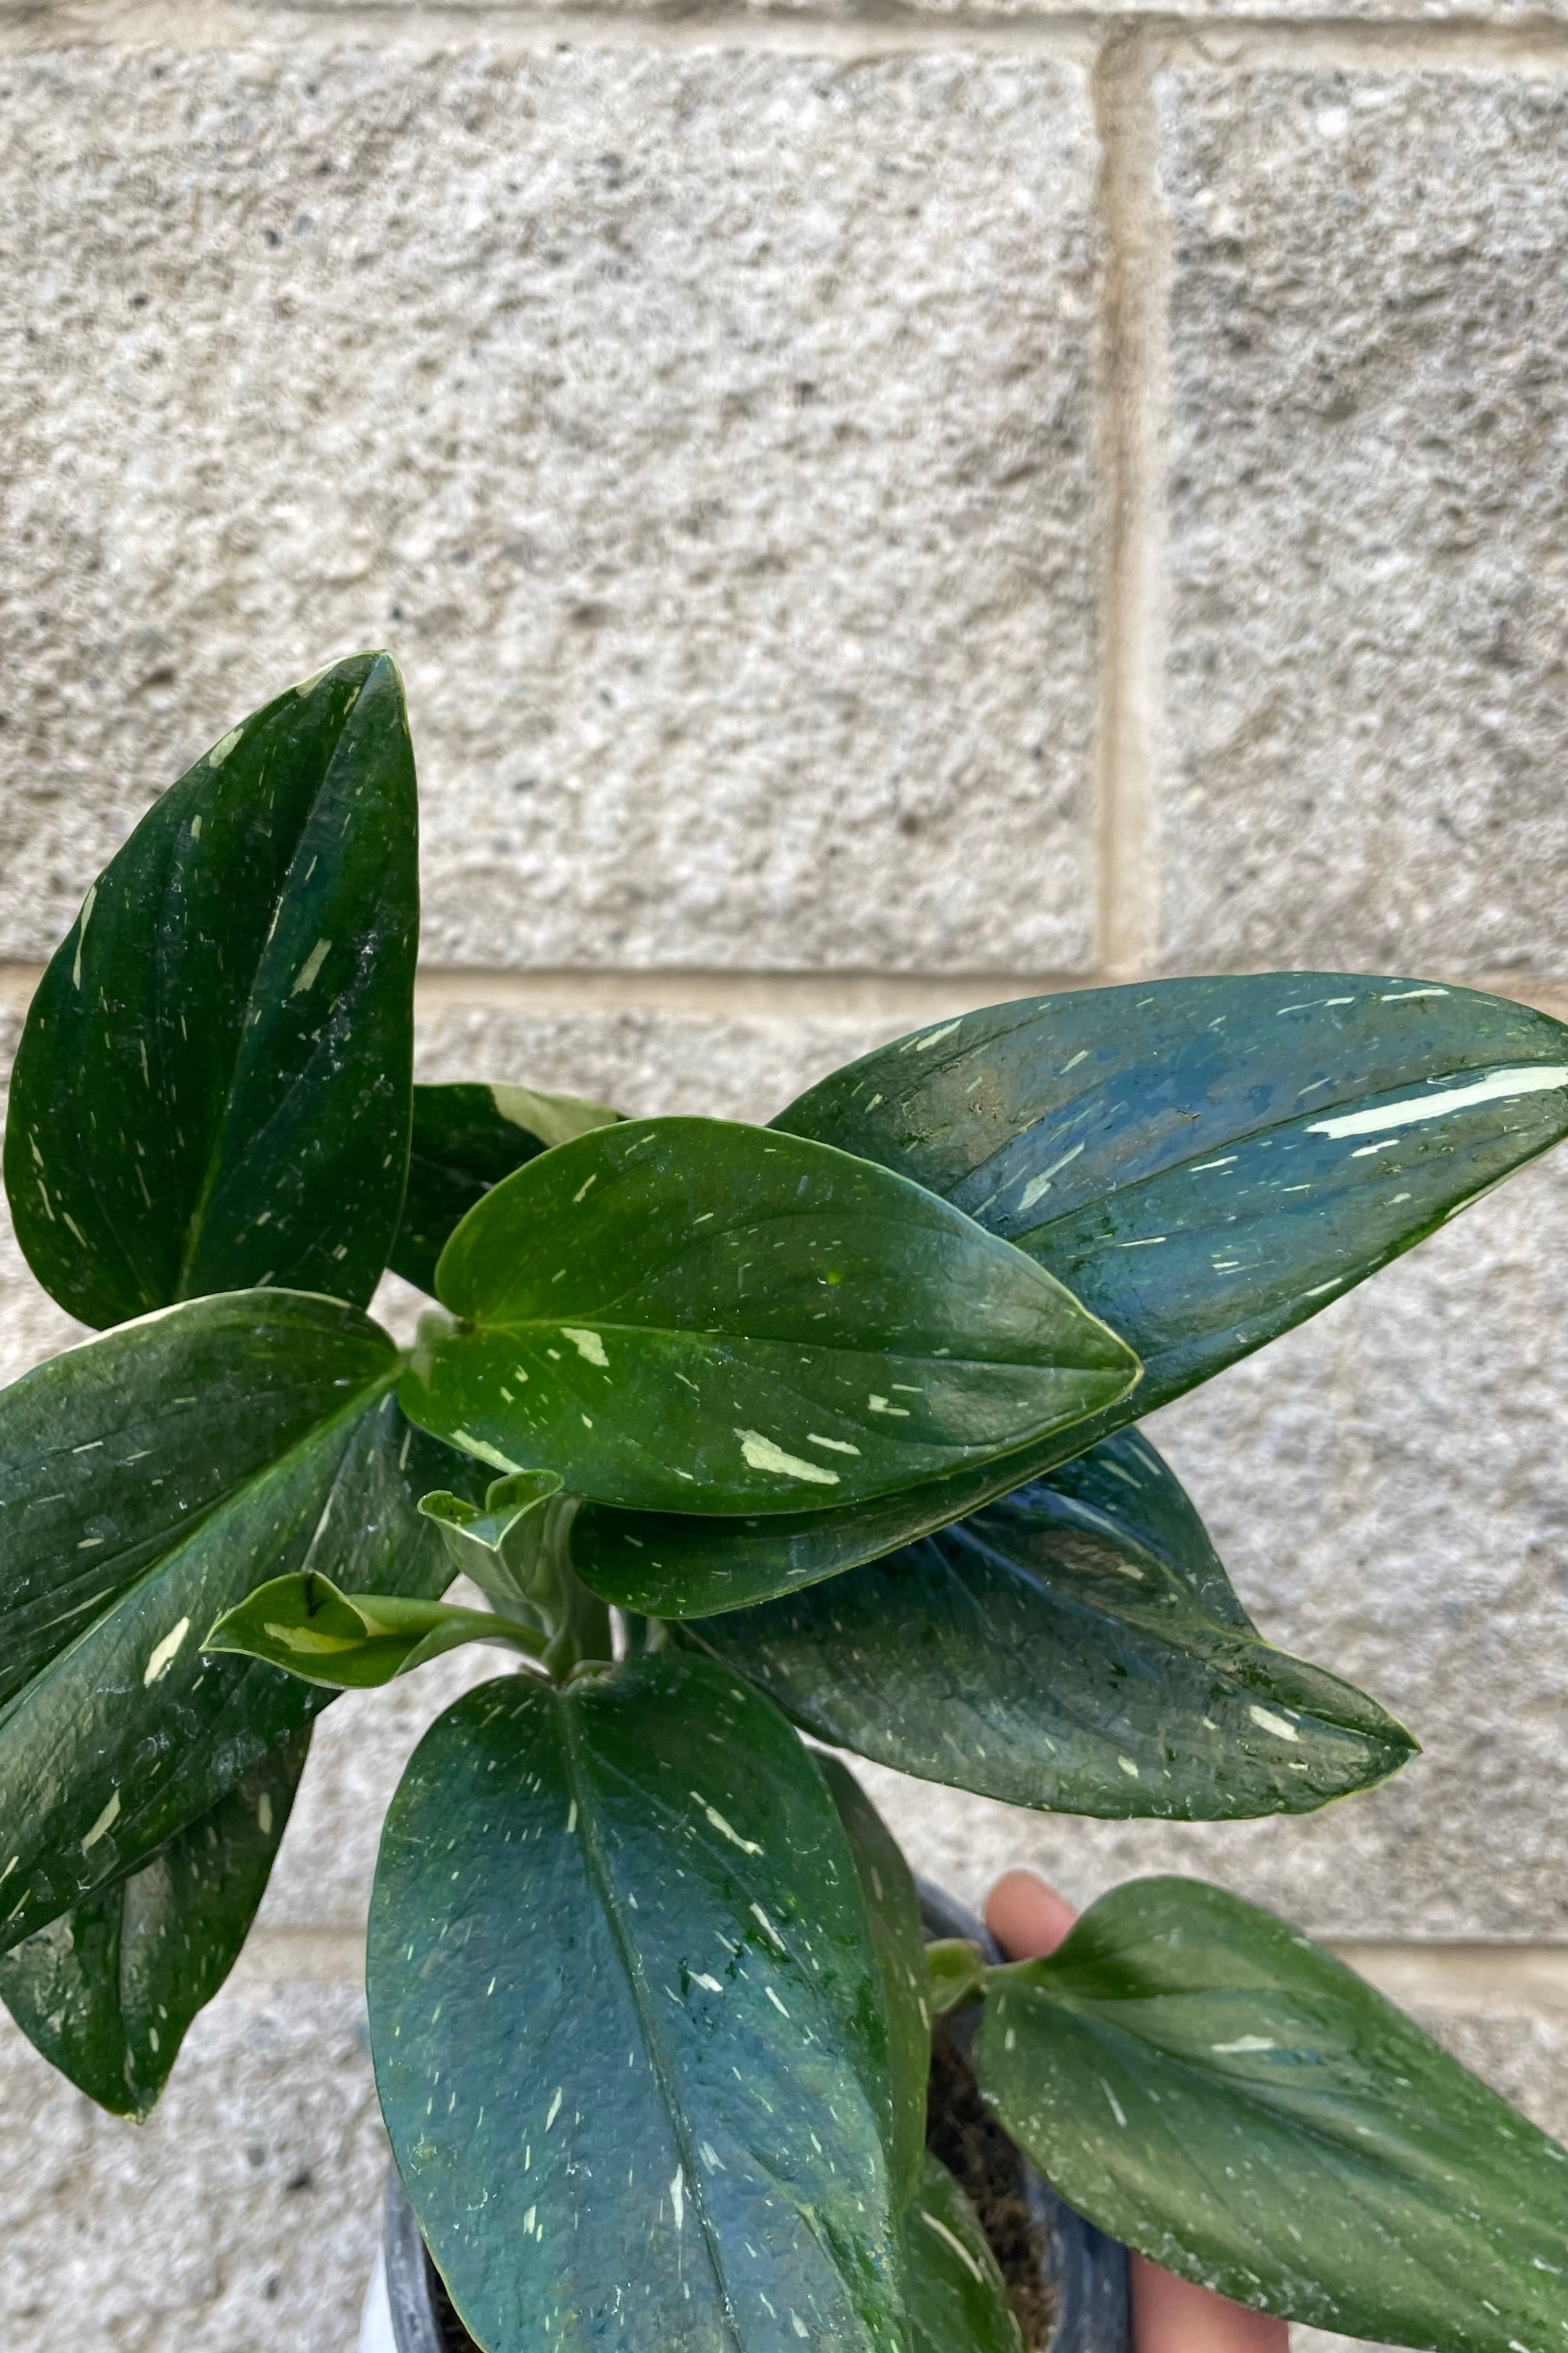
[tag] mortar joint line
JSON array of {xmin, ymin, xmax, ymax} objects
[
  {"xmin": 1089, "ymin": 21, "xmax": 1170, "ymax": 981},
  {"xmin": 2, "ymin": 4, "xmax": 1565, "ymax": 66}
]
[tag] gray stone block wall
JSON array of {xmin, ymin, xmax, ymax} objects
[
  {"xmin": 1158, "ymin": 70, "xmax": 1567, "ymax": 979},
  {"xmin": 1, "ymin": 1, "xmax": 1563, "ymax": 2345},
  {"xmin": 0, "ymin": 44, "xmax": 1104, "ymax": 973}
]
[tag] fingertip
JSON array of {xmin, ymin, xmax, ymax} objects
[
  {"xmin": 984, "ymin": 1868, "xmax": 1079, "ymax": 1960},
  {"xmin": 1129, "ymin": 2256, "xmax": 1291, "ymax": 2352}
]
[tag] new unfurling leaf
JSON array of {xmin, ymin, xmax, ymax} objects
[{"xmin": 204, "ymin": 1571, "xmax": 547, "ymax": 1690}]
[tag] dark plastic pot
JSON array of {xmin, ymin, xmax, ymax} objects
[{"xmin": 374, "ymin": 1884, "xmax": 1131, "ymax": 2353}]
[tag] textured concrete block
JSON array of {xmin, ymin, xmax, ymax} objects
[
  {"xmin": 0, "ymin": 1978, "xmax": 386, "ymax": 2353},
  {"xmin": 0, "ymin": 44, "xmax": 1101, "ymax": 973},
  {"xmin": 1158, "ymin": 74, "xmax": 1567, "ymax": 979},
  {"xmin": 856, "ymin": 1148, "xmax": 1566, "ymax": 1941},
  {"xmin": 413, "ymin": 997, "xmax": 903, "ymax": 1121},
  {"xmin": 206, "ymin": 0, "xmax": 1568, "ymax": 32}
]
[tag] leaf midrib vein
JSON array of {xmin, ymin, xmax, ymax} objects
[
  {"xmin": 558, "ymin": 1696, "xmax": 745, "ymax": 2353},
  {"xmin": 171, "ymin": 696, "xmax": 359, "ymax": 1298}
]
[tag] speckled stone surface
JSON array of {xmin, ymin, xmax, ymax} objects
[
  {"xmin": 0, "ymin": 43, "xmax": 1102, "ymax": 975},
  {"xmin": 0, "ymin": 1980, "xmax": 386, "ymax": 2353},
  {"xmin": 412, "ymin": 998, "xmax": 904, "ymax": 1118},
  {"xmin": 1156, "ymin": 74, "xmax": 1567, "ymax": 981}
]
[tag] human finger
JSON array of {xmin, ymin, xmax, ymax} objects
[
  {"xmin": 1131, "ymin": 2257, "xmax": 1289, "ymax": 2352},
  {"xmin": 983, "ymin": 1866, "xmax": 1078, "ymax": 1959}
]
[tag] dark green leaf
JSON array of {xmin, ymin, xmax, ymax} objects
[
  {"xmin": 904, "ymin": 2153, "xmax": 1025, "ymax": 2353},
  {"xmin": 926, "ymin": 1942, "xmax": 986, "ymax": 2019},
  {"xmin": 368, "ymin": 1652, "xmax": 908, "ymax": 2353},
  {"xmin": 400, "ymin": 1116, "xmax": 1138, "ymax": 1516},
  {"xmin": 573, "ymin": 974, "xmax": 1564, "ymax": 1611},
  {"xmin": 3, "ymin": 653, "xmax": 419, "ymax": 1327},
  {"xmin": 204, "ymin": 1571, "xmax": 546, "ymax": 1690},
  {"xmin": 391, "ymin": 1081, "xmax": 625, "ymax": 1295},
  {"xmin": 973, "ymin": 1875, "xmax": 1567, "ymax": 2351},
  {"xmin": 0, "ymin": 1290, "xmax": 448, "ymax": 1948},
  {"xmin": 687, "ymin": 1428, "xmax": 1415, "ymax": 1818},
  {"xmin": 0, "ymin": 1727, "xmax": 309, "ymax": 2117},
  {"xmin": 817, "ymin": 1752, "xmax": 930, "ymax": 2206}
]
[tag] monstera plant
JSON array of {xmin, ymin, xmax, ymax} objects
[{"xmin": 1, "ymin": 654, "xmax": 1563, "ymax": 2353}]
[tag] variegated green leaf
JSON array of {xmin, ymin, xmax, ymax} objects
[
  {"xmin": 975, "ymin": 1877, "xmax": 1566, "ymax": 2352},
  {"xmin": 401, "ymin": 1116, "xmax": 1138, "ymax": 1516},
  {"xmin": 4, "ymin": 654, "xmax": 418, "ymax": 1326},
  {"xmin": 0, "ymin": 1728, "xmax": 309, "ymax": 2116},
  {"xmin": 0, "ymin": 1292, "xmax": 451, "ymax": 1948}
]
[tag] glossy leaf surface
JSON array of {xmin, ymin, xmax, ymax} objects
[
  {"xmin": 904, "ymin": 2153, "xmax": 1025, "ymax": 2353},
  {"xmin": 0, "ymin": 1727, "xmax": 309, "ymax": 2116},
  {"xmin": 0, "ymin": 1292, "xmax": 448, "ymax": 1948},
  {"xmin": 391, "ymin": 1081, "xmax": 624, "ymax": 1295},
  {"xmin": 205, "ymin": 1572, "xmax": 546, "ymax": 1689},
  {"xmin": 368, "ymin": 1652, "xmax": 907, "ymax": 2353},
  {"xmin": 401, "ymin": 1117, "xmax": 1137, "ymax": 1515},
  {"xmin": 818, "ymin": 1753, "xmax": 930, "ymax": 2206},
  {"xmin": 688, "ymin": 1429, "xmax": 1415, "ymax": 1818},
  {"xmin": 974, "ymin": 1877, "xmax": 1567, "ymax": 2351},
  {"xmin": 574, "ymin": 974, "xmax": 1565, "ymax": 1611},
  {"xmin": 4, "ymin": 654, "xmax": 419, "ymax": 1326}
]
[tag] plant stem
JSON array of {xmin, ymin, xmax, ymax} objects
[{"xmin": 533, "ymin": 1499, "xmax": 613, "ymax": 1679}]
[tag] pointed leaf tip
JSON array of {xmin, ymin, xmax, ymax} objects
[
  {"xmin": 567, "ymin": 973, "xmax": 1565, "ymax": 1610},
  {"xmin": 688, "ymin": 1428, "xmax": 1418, "ymax": 1815}
]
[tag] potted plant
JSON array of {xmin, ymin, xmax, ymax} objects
[{"xmin": 0, "ymin": 654, "xmax": 1561, "ymax": 2353}]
